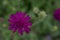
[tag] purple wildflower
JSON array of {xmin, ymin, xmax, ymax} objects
[
  {"xmin": 53, "ymin": 8, "xmax": 60, "ymax": 21},
  {"xmin": 8, "ymin": 12, "xmax": 32, "ymax": 35},
  {"xmin": 45, "ymin": 35, "xmax": 52, "ymax": 40}
]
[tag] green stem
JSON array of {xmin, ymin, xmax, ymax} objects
[{"xmin": 10, "ymin": 32, "xmax": 15, "ymax": 40}]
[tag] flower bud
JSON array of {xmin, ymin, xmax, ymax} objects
[
  {"xmin": 38, "ymin": 10, "xmax": 47, "ymax": 18},
  {"xmin": 33, "ymin": 7, "xmax": 40, "ymax": 13}
]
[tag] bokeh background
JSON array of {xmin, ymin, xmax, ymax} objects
[{"xmin": 0, "ymin": 0, "xmax": 60, "ymax": 40}]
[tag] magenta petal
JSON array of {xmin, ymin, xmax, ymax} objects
[
  {"xmin": 25, "ymin": 22, "xmax": 32, "ymax": 27},
  {"xmin": 18, "ymin": 28, "xmax": 24, "ymax": 35},
  {"xmin": 8, "ymin": 24, "xmax": 14, "ymax": 30},
  {"xmin": 54, "ymin": 8, "xmax": 60, "ymax": 21},
  {"xmin": 12, "ymin": 28, "xmax": 17, "ymax": 32},
  {"xmin": 24, "ymin": 27, "xmax": 30, "ymax": 33},
  {"xmin": 9, "ymin": 26, "xmax": 17, "ymax": 32},
  {"xmin": 16, "ymin": 12, "xmax": 23, "ymax": 18},
  {"xmin": 16, "ymin": 12, "xmax": 23, "ymax": 15},
  {"xmin": 10, "ymin": 14, "xmax": 16, "ymax": 20},
  {"xmin": 27, "ymin": 22, "xmax": 32, "ymax": 26},
  {"xmin": 8, "ymin": 15, "xmax": 17, "ymax": 22},
  {"xmin": 16, "ymin": 12, "xmax": 26, "ymax": 17},
  {"xmin": 25, "ymin": 15, "xmax": 31, "ymax": 21},
  {"xmin": 8, "ymin": 19, "xmax": 17, "ymax": 23}
]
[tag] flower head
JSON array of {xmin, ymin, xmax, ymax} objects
[
  {"xmin": 33, "ymin": 7, "xmax": 40, "ymax": 13},
  {"xmin": 8, "ymin": 12, "xmax": 32, "ymax": 35},
  {"xmin": 38, "ymin": 10, "xmax": 47, "ymax": 18},
  {"xmin": 53, "ymin": 8, "xmax": 60, "ymax": 21},
  {"xmin": 46, "ymin": 35, "xmax": 52, "ymax": 40}
]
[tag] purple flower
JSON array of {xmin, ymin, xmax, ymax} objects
[
  {"xmin": 46, "ymin": 35, "xmax": 52, "ymax": 40},
  {"xmin": 8, "ymin": 12, "xmax": 32, "ymax": 35},
  {"xmin": 53, "ymin": 8, "xmax": 60, "ymax": 21}
]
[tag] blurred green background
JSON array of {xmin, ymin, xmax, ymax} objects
[{"xmin": 0, "ymin": 0, "xmax": 60, "ymax": 40}]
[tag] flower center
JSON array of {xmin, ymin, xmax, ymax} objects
[{"xmin": 16, "ymin": 20, "xmax": 24, "ymax": 28}]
